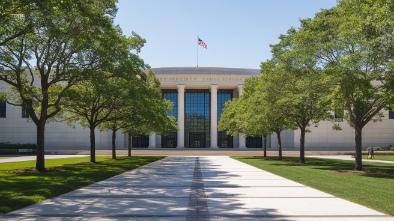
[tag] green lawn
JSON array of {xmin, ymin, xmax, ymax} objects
[
  {"xmin": 234, "ymin": 156, "xmax": 394, "ymax": 216},
  {"xmin": 364, "ymin": 155, "xmax": 394, "ymax": 161},
  {"xmin": 0, "ymin": 156, "xmax": 164, "ymax": 214}
]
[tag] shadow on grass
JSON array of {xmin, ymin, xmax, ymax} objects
[
  {"xmin": 236, "ymin": 156, "xmax": 394, "ymax": 183},
  {"xmin": 0, "ymin": 156, "xmax": 164, "ymax": 214},
  {"xmin": 234, "ymin": 156, "xmax": 394, "ymax": 216},
  {"xmin": 1, "ymin": 156, "xmax": 297, "ymax": 221}
]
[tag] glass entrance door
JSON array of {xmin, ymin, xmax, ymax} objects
[
  {"xmin": 185, "ymin": 90, "xmax": 210, "ymax": 148},
  {"xmin": 189, "ymin": 132, "xmax": 206, "ymax": 148},
  {"xmin": 246, "ymin": 136, "xmax": 263, "ymax": 148},
  {"xmin": 132, "ymin": 136, "xmax": 149, "ymax": 148}
]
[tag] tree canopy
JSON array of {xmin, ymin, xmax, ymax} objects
[
  {"xmin": 285, "ymin": 0, "xmax": 394, "ymax": 169},
  {"xmin": 0, "ymin": 0, "xmax": 148, "ymax": 171},
  {"xmin": 219, "ymin": 0, "xmax": 394, "ymax": 169}
]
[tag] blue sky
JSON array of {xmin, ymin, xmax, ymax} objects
[{"xmin": 114, "ymin": 0, "xmax": 337, "ymax": 69}]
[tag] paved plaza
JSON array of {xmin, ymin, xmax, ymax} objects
[{"xmin": 1, "ymin": 156, "xmax": 393, "ymax": 221}]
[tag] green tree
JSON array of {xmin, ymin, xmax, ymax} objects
[
  {"xmin": 293, "ymin": 0, "xmax": 394, "ymax": 170},
  {"xmin": 0, "ymin": 0, "xmax": 119, "ymax": 171},
  {"xmin": 239, "ymin": 77, "xmax": 272, "ymax": 157},
  {"xmin": 242, "ymin": 74, "xmax": 296, "ymax": 159},
  {"xmin": 219, "ymin": 76, "xmax": 295, "ymax": 158},
  {"xmin": 251, "ymin": 76, "xmax": 297, "ymax": 160},
  {"xmin": 62, "ymin": 73, "xmax": 134, "ymax": 163},
  {"xmin": 99, "ymin": 70, "xmax": 178, "ymax": 160},
  {"xmin": 218, "ymin": 99, "xmax": 244, "ymax": 137},
  {"xmin": 0, "ymin": 0, "xmax": 38, "ymax": 46},
  {"xmin": 265, "ymin": 29, "xmax": 333, "ymax": 163}
]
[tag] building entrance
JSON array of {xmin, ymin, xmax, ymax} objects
[
  {"xmin": 132, "ymin": 136, "xmax": 149, "ymax": 148},
  {"xmin": 161, "ymin": 132, "xmax": 177, "ymax": 148},
  {"xmin": 185, "ymin": 90, "xmax": 210, "ymax": 148},
  {"xmin": 189, "ymin": 132, "xmax": 206, "ymax": 148},
  {"xmin": 246, "ymin": 136, "xmax": 263, "ymax": 148}
]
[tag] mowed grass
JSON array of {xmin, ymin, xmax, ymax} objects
[
  {"xmin": 0, "ymin": 156, "xmax": 164, "ymax": 214},
  {"xmin": 363, "ymin": 155, "xmax": 394, "ymax": 161},
  {"xmin": 233, "ymin": 156, "xmax": 394, "ymax": 216}
]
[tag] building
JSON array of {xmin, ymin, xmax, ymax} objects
[
  {"xmin": 143, "ymin": 67, "xmax": 272, "ymax": 149},
  {"xmin": 1, "ymin": 67, "xmax": 394, "ymax": 151}
]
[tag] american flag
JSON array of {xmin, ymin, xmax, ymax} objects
[{"xmin": 198, "ymin": 37, "xmax": 207, "ymax": 49}]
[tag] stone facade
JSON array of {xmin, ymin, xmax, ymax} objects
[{"xmin": 1, "ymin": 67, "xmax": 394, "ymax": 151}]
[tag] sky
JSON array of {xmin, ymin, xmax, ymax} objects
[{"xmin": 114, "ymin": 0, "xmax": 338, "ymax": 69}]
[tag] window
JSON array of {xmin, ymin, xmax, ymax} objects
[
  {"xmin": 162, "ymin": 90, "xmax": 178, "ymax": 148},
  {"xmin": 22, "ymin": 107, "xmax": 29, "ymax": 118},
  {"xmin": 185, "ymin": 90, "xmax": 210, "ymax": 148},
  {"xmin": 246, "ymin": 136, "xmax": 262, "ymax": 148},
  {"xmin": 389, "ymin": 109, "xmax": 394, "ymax": 119},
  {"xmin": 161, "ymin": 131, "xmax": 177, "ymax": 148},
  {"xmin": 218, "ymin": 131, "xmax": 233, "ymax": 148},
  {"xmin": 0, "ymin": 101, "xmax": 5, "ymax": 118},
  {"xmin": 217, "ymin": 90, "xmax": 233, "ymax": 122},
  {"xmin": 217, "ymin": 90, "xmax": 233, "ymax": 148},
  {"xmin": 162, "ymin": 89, "xmax": 178, "ymax": 119},
  {"xmin": 132, "ymin": 136, "xmax": 149, "ymax": 148}
]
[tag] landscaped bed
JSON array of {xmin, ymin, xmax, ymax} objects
[{"xmin": 234, "ymin": 156, "xmax": 394, "ymax": 216}]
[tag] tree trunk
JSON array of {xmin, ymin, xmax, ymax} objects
[
  {"xmin": 128, "ymin": 133, "xmax": 131, "ymax": 157},
  {"xmin": 263, "ymin": 135, "xmax": 267, "ymax": 158},
  {"xmin": 36, "ymin": 83, "xmax": 49, "ymax": 172},
  {"xmin": 90, "ymin": 124, "xmax": 96, "ymax": 163},
  {"xmin": 276, "ymin": 130, "xmax": 282, "ymax": 160},
  {"xmin": 300, "ymin": 127, "xmax": 306, "ymax": 163},
  {"xmin": 35, "ymin": 120, "xmax": 46, "ymax": 172},
  {"xmin": 354, "ymin": 126, "xmax": 363, "ymax": 171},
  {"xmin": 111, "ymin": 127, "xmax": 116, "ymax": 160}
]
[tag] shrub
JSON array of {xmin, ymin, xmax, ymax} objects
[
  {"xmin": 0, "ymin": 142, "xmax": 37, "ymax": 149},
  {"xmin": 366, "ymin": 146, "xmax": 383, "ymax": 151},
  {"xmin": 386, "ymin": 145, "xmax": 394, "ymax": 151}
]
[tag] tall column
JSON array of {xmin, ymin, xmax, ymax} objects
[
  {"xmin": 177, "ymin": 84, "xmax": 185, "ymax": 148},
  {"xmin": 210, "ymin": 84, "xmax": 218, "ymax": 148},
  {"xmin": 148, "ymin": 133, "xmax": 156, "ymax": 148},
  {"xmin": 238, "ymin": 84, "xmax": 246, "ymax": 149}
]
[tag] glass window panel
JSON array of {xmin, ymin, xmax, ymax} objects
[
  {"xmin": 217, "ymin": 90, "xmax": 233, "ymax": 148},
  {"xmin": 0, "ymin": 101, "xmax": 5, "ymax": 118},
  {"xmin": 162, "ymin": 90, "xmax": 178, "ymax": 147},
  {"xmin": 132, "ymin": 136, "xmax": 149, "ymax": 148},
  {"xmin": 163, "ymin": 89, "xmax": 178, "ymax": 119},
  {"xmin": 246, "ymin": 136, "xmax": 263, "ymax": 148},
  {"xmin": 22, "ymin": 107, "xmax": 29, "ymax": 118},
  {"xmin": 185, "ymin": 89, "xmax": 210, "ymax": 148},
  {"xmin": 389, "ymin": 109, "xmax": 394, "ymax": 119}
]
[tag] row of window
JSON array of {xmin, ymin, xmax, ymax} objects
[
  {"xmin": 333, "ymin": 108, "xmax": 394, "ymax": 120},
  {"xmin": 0, "ymin": 102, "xmax": 29, "ymax": 118},
  {"xmin": 132, "ymin": 135, "xmax": 263, "ymax": 148},
  {"xmin": 1, "ymin": 100, "xmax": 394, "ymax": 120}
]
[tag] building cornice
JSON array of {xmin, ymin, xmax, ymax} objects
[{"xmin": 149, "ymin": 67, "xmax": 260, "ymax": 76}]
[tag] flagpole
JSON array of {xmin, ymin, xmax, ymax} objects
[{"xmin": 197, "ymin": 36, "xmax": 199, "ymax": 67}]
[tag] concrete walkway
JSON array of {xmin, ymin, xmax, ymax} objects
[{"xmin": 2, "ymin": 156, "xmax": 392, "ymax": 221}]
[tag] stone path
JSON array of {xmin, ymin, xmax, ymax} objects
[{"xmin": 1, "ymin": 156, "xmax": 392, "ymax": 221}]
